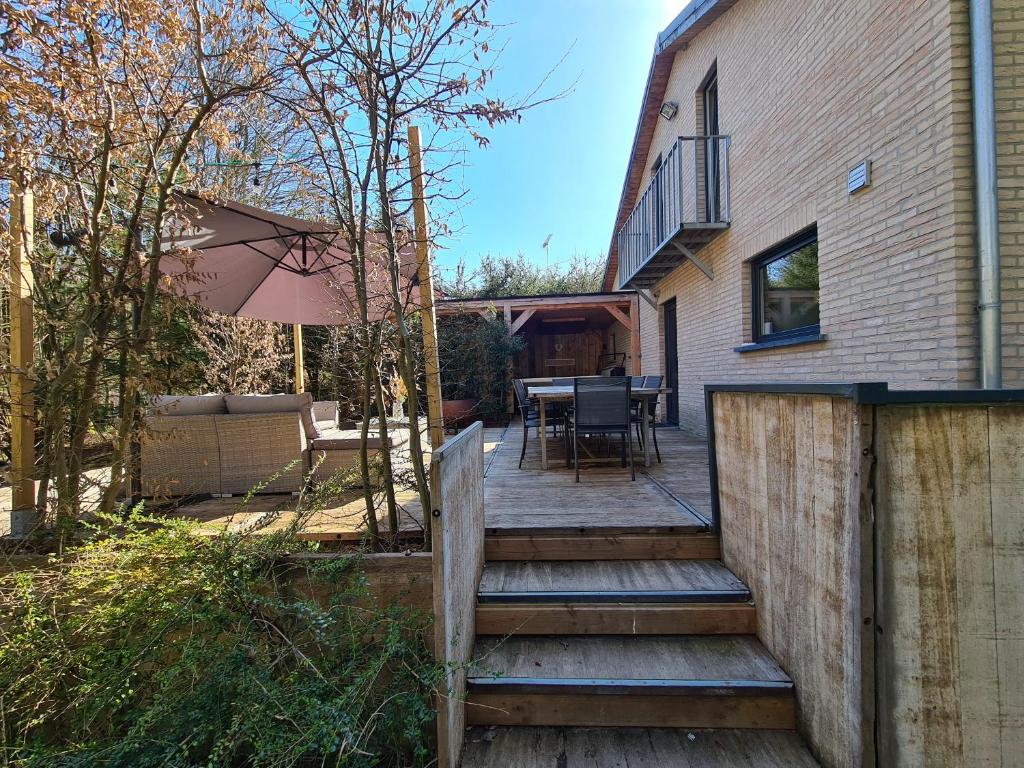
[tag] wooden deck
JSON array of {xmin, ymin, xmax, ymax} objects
[
  {"xmin": 462, "ymin": 727, "xmax": 821, "ymax": 767},
  {"xmin": 484, "ymin": 421, "xmax": 711, "ymax": 532},
  {"xmin": 167, "ymin": 421, "xmax": 712, "ymax": 542}
]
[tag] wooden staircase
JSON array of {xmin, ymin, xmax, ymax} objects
[{"xmin": 460, "ymin": 527, "xmax": 821, "ymax": 766}]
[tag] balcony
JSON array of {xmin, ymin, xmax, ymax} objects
[{"xmin": 617, "ymin": 135, "xmax": 731, "ymax": 289}]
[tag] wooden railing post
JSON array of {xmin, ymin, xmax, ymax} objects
[{"xmin": 8, "ymin": 163, "xmax": 38, "ymax": 535}]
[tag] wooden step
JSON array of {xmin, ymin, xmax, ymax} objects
[
  {"xmin": 462, "ymin": 726, "xmax": 821, "ymax": 767},
  {"xmin": 466, "ymin": 636, "xmax": 796, "ymax": 730},
  {"xmin": 476, "ymin": 560, "xmax": 756, "ymax": 635},
  {"xmin": 484, "ymin": 530, "xmax": 720, "ymax": 561}
]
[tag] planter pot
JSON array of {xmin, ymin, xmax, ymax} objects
[{"xmin": 442, "ymin": 399, "xmax": 477, "ymax": 429}]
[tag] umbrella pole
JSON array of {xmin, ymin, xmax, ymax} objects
[
  {"xmin": 408, "ymin": 126, "xmax": 444, "ymax": 450},
  {"xmin": 293, "ymin": 323, "xmax": 305, "ymax": 394},
  {"xmin": 8, "ymin": 164, "xmax": 38, "ymax": 535}
]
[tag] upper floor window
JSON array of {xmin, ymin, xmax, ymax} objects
[
  {"xmin": 752, "ymin": 227, "xmax": 819, "ymax": 342},
  {"xmin": 700, "ymin": 65, "xmax": 721, "ymax": 222}
]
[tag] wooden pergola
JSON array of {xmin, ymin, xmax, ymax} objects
[{"xmin": 437, "ymin": 291, "xmax": 641, "ymax": 377}]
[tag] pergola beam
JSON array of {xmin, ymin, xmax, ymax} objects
[
  {"xmin": 510, "ymin": 308, "xmax": 536, "ymax": 335},
  {"xmin": 604, "ymin": 305, "xmax": 632, "ymax": 330},
  {"xmin": 436, "ymin": 293, "xmax": 635, "ymax": 316},
  {"xmin": 630, "ymin": 294, "xmax": 642, "ymax": 375}
]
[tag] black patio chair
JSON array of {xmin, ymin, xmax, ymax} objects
[
  {"xmin": 568, "ymin": 376, "xmax": 634, "ymax": 483},
  {"xmin": 631, "ymin": 374, "xmax": 663, "ymax": 463},
  {"xmin": 513, "ymin": 378, "xmax": 563, "ymax": 469}
]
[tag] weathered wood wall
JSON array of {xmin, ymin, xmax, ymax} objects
[
  {"xmin": 430, "ymin": 421, "xmax": 485, "ymax": 768},
  {"xmin": 518, "ymin": 330, "xmax": 605, "ymax": 377},
  {"xmin": 874, "ymin": 404, "xmax": 1024, "ymax": 766},
  {"xmin": 283, "ymin": 552, "xmax": 433, "ymax": 618},
  {"xmin": 710, "ymin": 386, "xmax": 1024, "ymax": 767},
  {"xmin": 712, "ymin": 392, "xmax": 873, "ymax": 768}
]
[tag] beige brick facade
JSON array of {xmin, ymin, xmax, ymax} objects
[{"xmin": 612, "ymin": 0, "xmax": 1023, "ymax": 435}]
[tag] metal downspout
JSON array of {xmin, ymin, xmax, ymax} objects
[{"xmin": 970, "ymin": 0, "xmax": 1002, "ymax": 388}]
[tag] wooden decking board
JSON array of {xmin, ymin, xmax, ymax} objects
[
  {"xmin": 475, "ymin": 603, "xmax": 758, "ymax": 636},
  {"xmin": 484, "ymin": 532, "xmax": 722, "ymax": 561},
  {"xmin": 478, "ymin": 559, "xmax": 745, "ymax": 594},
  {"xmin": 470, "ymin": 635, "xmax": 790, "ymax": 682},
  {"xmin": 461, "ymin": 727, "xmax": 821, "ymax": 767},
  {"xmin": 166, "ymin": 424, "xmax": 713, "ymax": 542},
  {"xmin": 465, "ymin": 691, "xmax": 797, "ymax": 730},
  {"xmin": 476, "ymin": 589, "xmax": 750, "ymax": 603},
  {"xmin": 469, "ymin": 678, "xmax": 794, "ymax": 695},
  {"xmin": 484, "ymin": 424, "xmax": 710, "ymax": 532}
]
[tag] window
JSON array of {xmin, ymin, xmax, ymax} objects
[
  {"xmin": 752, "ymin": 228, "xmax": 819, "ymax": 342},
  {"xmin": 700, "ymin": 65, "xmax": 721, "ymax": 221}
]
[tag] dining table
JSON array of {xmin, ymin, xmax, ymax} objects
[{"xmin": 527, "ymin": 384, "xmax": 672, "ymax": 470}]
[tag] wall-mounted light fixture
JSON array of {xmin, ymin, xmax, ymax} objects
[{"xmin": 659, "ymin": 101, "xmax": 679, "ymax": 121}]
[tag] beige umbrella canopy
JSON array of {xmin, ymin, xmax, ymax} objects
[{"xmin": 159, "ymin": 191, "xmax": 418, "ymax": 326}]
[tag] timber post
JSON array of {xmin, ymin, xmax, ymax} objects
[
  {"xmin": 8, "ymin": 163, "xmax": 38, "ymax": 535},
  {"xmin": 292, "ymin": 323, "xmax": 305, "ymax": 394},
  {"xmin": 407, "ymin": 125, "xmax": 444, "ymax": 450}
]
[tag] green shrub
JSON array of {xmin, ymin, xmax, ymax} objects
[
  {"xmin": 438, "ymin": 312, "xmax": 524, "ymax": 424},
  {"xmin": 0, "ymin": 513, "xmax": 438, "ymax": 767}
]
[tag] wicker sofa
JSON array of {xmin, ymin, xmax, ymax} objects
[{"xmin": 141, "ymin": 393, "xmax": 390, "ymax": 498}]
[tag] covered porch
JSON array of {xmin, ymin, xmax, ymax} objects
[{"xmin": 437, "ymin": 292, "xmax": 642, "ymax": 378}]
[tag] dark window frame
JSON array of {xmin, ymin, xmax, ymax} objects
[
  {"xmin": 750, "ymin": 227, "xmax": 820, "ymax": 344},
  {"xmin": 699, "ymin": 63, "xmax": 720, "ymax": 222}
]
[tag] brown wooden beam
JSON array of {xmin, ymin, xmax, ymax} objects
[
  {"xmin": 8, "ymin": 163, "xmax": 36, "ymax": 534},
  {"xmin": 510, "ymin": 308, "xmax": 536, "ymax": 335},
  {"xmin": 292, "ymin": 324, "xmax": 305, "ymax": 393},
  {"xmin": 408, "ymin": 125, "xmax": 444, "ymax": 450},
  {"xmin": 437, "ymin": 294, "xmax": 634, "ymax": 315},
  {"xmin": 630, "ymin": 294, "xmax": 641, "ymax": 375},
  {"xmin": 604, "ymin": 305, "xmax": 632, "ymax": 330}
]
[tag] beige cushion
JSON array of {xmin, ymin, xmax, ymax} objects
[
  {"xmin": 224, "ymin": 393, "xmax": 320, "ymax": 440},
  {"xmin": 312, "ymin": 400, "xmax": 339, "ymax": 427},
  {"xmin": 149, "ymin": 394, "xmax": 226, "ymax": 416},
  {"xmin": 312, "ymin": 428, "xmax": 385, "ymax": 451}
]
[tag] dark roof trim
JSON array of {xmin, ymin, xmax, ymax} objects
[
  {"xmin": 601, "ymin": 0, "xmax": 737, "ymax": 291},
  {"xmin": 703, "ymin": 382, "xmax": 1024, "ymax": 406},
  {"xmin": 438, "ymin": 290, "xmax": 635, "ymax": 304},
  {"xmin": 657, "ymin": 0, "xmax": 724, "ymax": 53}
]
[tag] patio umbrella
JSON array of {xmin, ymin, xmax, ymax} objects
[
  {"xmin": 159, "ymin": 191, "xmax": 420, "ymax": 393},
  {"xmin": 159, "ymin": 191, "xmax": 417, "ymax": 327}
]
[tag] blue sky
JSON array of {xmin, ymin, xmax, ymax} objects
[{"xmin": 432, "ymin": 0, "xmax": 682, "ymax": 277}]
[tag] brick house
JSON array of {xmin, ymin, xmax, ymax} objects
[{"xmin": 604, "ymin": 0, "xmax": 1023, "ymax": 435}]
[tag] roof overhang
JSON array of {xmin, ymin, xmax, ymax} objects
[
  {"xmin": 601, "ymin": 0, "xmax": 738, "ymax": 291},
  {"xmin": 437, "ymin": 290, "xmax": 635, "ymax": 316}
]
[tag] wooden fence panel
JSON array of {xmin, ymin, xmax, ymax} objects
[
  {"xmin": 712, "ymin": 391, "xmax": 873, "ymax": 768},
  {"xmin": 430, "ymin": 421, "xmax": 485, "ymax": 768},
  {"xmin": 874, "ymin": 405, "xmax": 1024, "ymax": 766}
]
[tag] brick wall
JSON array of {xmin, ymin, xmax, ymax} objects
[
  {"xmin": 616, "ymin": 0, "xmax": 1022, "ymax": 434},
  {"xmin": 993, "ymin": 0, "xmax": 1024, "ymax": 386}
]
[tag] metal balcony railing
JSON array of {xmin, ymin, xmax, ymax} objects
[{"xmin": 617, "ymin": 135, "xmax": 731, "ymax": 289}]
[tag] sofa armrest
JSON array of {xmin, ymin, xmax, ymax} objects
[{"xmin": 141, "ymin": 415, "xmax": 222, "ymax": 497}]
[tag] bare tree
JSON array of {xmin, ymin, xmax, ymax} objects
[
  {"xmin": 271, "ymin": 0, "xmax": 553, "ymax": 549},
  {"xmin": 1, "ymin": 0, "xmax": 278, "ymax": 543}
]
